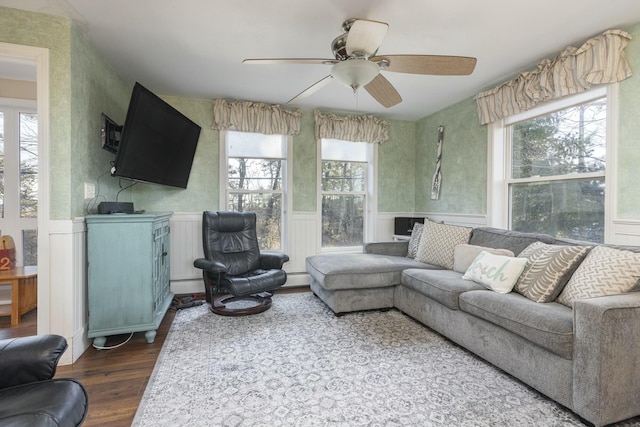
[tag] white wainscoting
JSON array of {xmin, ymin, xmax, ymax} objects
[
  {"xmin": 611, "ymin": 220, "xmax": 640, "ymax": 245},
  {"xmin": 48, "ymin": 218, "xmax": 89, "ymax": 365},
  {"xmin": 169, "ymin": 212, "xmax": 205, "ymax": 295}
]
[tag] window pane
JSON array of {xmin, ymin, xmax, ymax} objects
[
  {"xmin": 510, "ymin": 178, "xmax": 604, "ymax": 243},
  {"xmin": 228, "ymin": 193, "xmax": 281, "ymax": 250},
  {"xmin": 22, "ymin": 229, "xmax": 37, "ymax": 266},
  {"xmin": 322, "ymin": 195, "xmax": 364, "ymax": 247},
  {"xmin": 227, "ymin": 131, "xmax": 286, "ymax": 158},
  {"xmin": 228, "ymin": 158, "xmax": 282, "ymax": 191},
  {"xmin": 322, "ymin": 138, "xmax": 367, "ymax": 162},
  {"xmin": 322, "ymin": 161, "xmax": 366, "ymax": 192},
  {"xmin": 511, "ymin": 98, "xmax": 606, "ymax": 179},
  {"xmin": 0, "ymin": 112, "xmax": 4, "ymax": 218},
  {"xmin": 19, "ymin": 112, "xmax": 38, "ymax": 218}
]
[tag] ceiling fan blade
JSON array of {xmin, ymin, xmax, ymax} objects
[
  {"xmin": 287, "ymin": 75, "xmax": 333, "ymax": 104},
  {"xmin": 364, "ymin": 74, "xmax": 402, "ymax": 108},
  {"xmin": 346, "ymin": 19, "xmax": 389, "ymax": 57},
  {"xmin": 243, "ymin": 58, "xmax": 337, "ymax": 65},
  {"xmin": 372, "ymin": 54, "xmax": 477, "ymax": 75}
]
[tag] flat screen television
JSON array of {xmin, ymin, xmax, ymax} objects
[{"xmin": 112, "ymin": 82, "xmax": 202, "ymax": 189}]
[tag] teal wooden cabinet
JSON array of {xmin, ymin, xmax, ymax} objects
[{"xmin": 86, "ymin": 212, "xmax": 173, "ymax": 347}]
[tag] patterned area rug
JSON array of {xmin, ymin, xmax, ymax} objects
[{"xmin": 132, "ymin": 292, "xmax": 638, "ymax": 426}]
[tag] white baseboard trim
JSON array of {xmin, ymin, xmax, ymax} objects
[
  {"xmin": 170, "ymin": 272, "xmax": 311, "ymax": 295},
  {"xmin": 171, "ymin": 279, "xmax": 205, "ymax": 296}
]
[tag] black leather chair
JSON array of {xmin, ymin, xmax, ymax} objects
[
  {"xmin": 193, "ymin": 211, "xmax": 289, "ymax": 315},
  {"xmin": 0, "ymin": 334, "xmax": 88, "ymax": 426}
]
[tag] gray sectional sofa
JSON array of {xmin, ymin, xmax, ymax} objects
[{"xmin": 305, "ymin": 226, "xmax": 640, "ymax": 427}]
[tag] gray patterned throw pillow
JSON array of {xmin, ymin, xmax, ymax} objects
[
  {"xmin": 415, "ymin": 221, "xmax": 472, "ymax": 269},
  {"xmin": 557, "ymin": 245, "xmax": 640, "ymax": 308},
  {"xmin": 514, "ymin": 242, "xmax": 592, "ymax": 303},
  {"xmin": 406, "ymin": 222, "xmax": 424, "ymax": 259}
]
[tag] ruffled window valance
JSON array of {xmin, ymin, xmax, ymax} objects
[
  {"xmin": 314, "ymin": 110, "xmax": 390, "ymax": 143},
  {"xmin": 475, "ymin": 29, "xmax": 633, "ymax": 125},
  {"xmin": 211, "ymin": 99, "xmax": 302, "ymax": 135}
]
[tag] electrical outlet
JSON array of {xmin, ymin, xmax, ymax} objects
[{"xmin": 84, "ymin": 182, "xmax": 96, "ymax": 199}]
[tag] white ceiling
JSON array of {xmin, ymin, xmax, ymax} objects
[{"xmin": 2, "ymin": 0, "xmax": 640, "ymax": 120}]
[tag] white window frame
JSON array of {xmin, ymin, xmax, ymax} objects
[
  {"xmin": 0, "ymin": 98, "xmax": 38, "ymax": 267},
  {"xmin": 487, "ymin": 84, "xmax": 617, "ymax": 243},
  {"xmin": 317, "ymin": 138, "xmax": 377, "ymax": 253},
  {"xmin": 219, "ymin": 130, "xmax": 292, "ymax": 252}
]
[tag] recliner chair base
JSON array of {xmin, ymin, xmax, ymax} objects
[{"xmin": 211, "ymin": 293, "xmax": 272, "ymax": 316}]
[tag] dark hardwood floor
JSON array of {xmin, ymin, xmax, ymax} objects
[
  {"xmin": 55, "ymin": 310, "xmax": 176, "ymax": 426},
  {"xmin": 3, "ymin": 287, "xmax": 309, "ymax": 426}
]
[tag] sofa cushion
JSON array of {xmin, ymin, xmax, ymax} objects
[
  {"xmin": 415, "ymin": 221, "xmax": 472, "ymax": 269},
  {"xmin": 469, "ymin": 227, "xmax": 557, "ymax": 256},
  {"xmin": 306, "ymin": 253, "xmax": 439, "ymax": 291},
  {"xmin": 453, "ymin": 244, "xmax": 514, "ymax": 273},
  {"xmin": 406, "ymin": 222, "xmax": 424, "ymax": 259},
  {"xmin": 402, "ymin": 269, "xmax": 485, "ymax": 310},
  {"xmin": 459, "ymin": 291, "xmax": 574, "ymax": 359},
  {"xmin": 514, "ymin": 242, "xmax": 592, "ymax": 303},
  {"xmin": 557, "ymin": 246, "xmax": 640, "ymax": 307},
  {"xmin": 462, "ymin": 251, "xmax": 528, "ymax": 294}
]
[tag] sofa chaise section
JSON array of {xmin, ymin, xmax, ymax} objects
[{"xmin": 306, "ymin": 246, "xmax": 441, "ymax": 314}]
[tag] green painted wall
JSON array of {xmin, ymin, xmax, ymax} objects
[
  {"xmin": 70, "ymin": 25, "xmax": 131, "ymax": 215},
  {"xmin": 617, "ymin": 22, "xmax": 640, "ymax": 219},
  {"xmin": 415, "ymin": 97, "xmax": 487, "ymax": 214},
  {"xmin": 292, "ymin": 111, "xmax": 317, "ymax": 212},
  {"xmin": 378, "ymin": 119, "xmax": 416, "ymax": 213}
]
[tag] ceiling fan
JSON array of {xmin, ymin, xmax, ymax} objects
[{"xmin": 243, "ymin": 18, "xmax": 477, "ymax": 108}]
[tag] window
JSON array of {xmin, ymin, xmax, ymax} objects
[
  {"xmin": 490, "ymin": 87, "xmax": 611, "ymax": 243},
  {"xmin": 0, "ymin": 100, "xmax": 38, "ymax": 266},
  {"xmin": 222, "ymin": 130, "xmax": 288, "ymax": 251},
  {"xmin": 320, "ymin": 138, "xmax": 374, "ymax": 250}
]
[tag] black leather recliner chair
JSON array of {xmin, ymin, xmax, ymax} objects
[
  {"xmin": 193, "ymin": 211, "xmax": 289, "ymax": 315},
  {"xmin": 0, "ymin": 334, "xmax": 88, "ymax": 426}
]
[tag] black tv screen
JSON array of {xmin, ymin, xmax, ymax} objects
[{"xmin": 112, "ymin": 82, "xmax": 201, "ymax": 189}]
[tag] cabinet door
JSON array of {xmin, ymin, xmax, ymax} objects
[
  {"xmin": 152, "ymin": 219, "xmax": 171, "ymax": 315},
  {"xmin": 87, "ymin": 221, "xmax": 154, "ymax": 332}
]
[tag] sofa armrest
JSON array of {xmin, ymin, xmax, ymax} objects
[
  {"xmin": 260, "ymin": 251, "xmax": 290, "ymax": 270},
  {"xmin": 572, "ymin": 293, "xmax": 640, "ymax": 426},
  {"xmin": 0, "ymin": 334, "xmax": 67, "ymax": 389},
  {"xmin": 364, "ymin": 241, "xmax": 409, "ymax": 257}
]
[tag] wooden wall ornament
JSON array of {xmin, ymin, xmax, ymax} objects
[{"xmin": 431, "ymin": 126, "xmax": 444, "ymax": 200}]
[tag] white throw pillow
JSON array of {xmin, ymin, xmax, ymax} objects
[
  {"xmin": 462, "ymin": 251, "xmax": 528, "ymax": 294},
  {"xmin": 453, "ymin": 244, "xmax": 515, "ymax": 273}
]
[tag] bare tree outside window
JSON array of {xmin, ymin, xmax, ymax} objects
[
  {"xmin": 226, "ymin": 131, "xmax": 285, "ymax": 251},
  {"xmin": 509, "ymin": 98, "xmax": 606, "ymax": 242},
  {"xmin": 321, "ymin": 160, "xmax": 365, "ymax": 247}
]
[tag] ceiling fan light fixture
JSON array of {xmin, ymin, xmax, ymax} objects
[{"xmin": 331, "ymin": 59, "xmax": 379, "ymax": 91}]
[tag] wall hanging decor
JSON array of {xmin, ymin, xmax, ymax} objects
[{"xmin": 431, "ymin": 125, "xmax": 444, "ymax": 200}]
